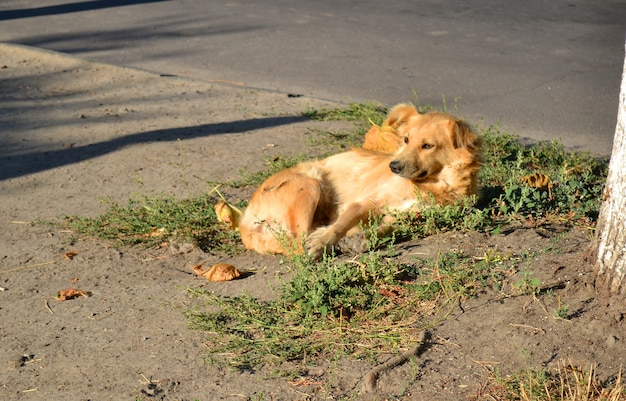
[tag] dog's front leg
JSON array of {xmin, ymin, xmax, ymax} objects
[{"xmin": 306, "ymin": 202, "xmax": 370, "ymax": 260}]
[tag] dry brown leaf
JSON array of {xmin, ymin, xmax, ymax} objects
[
  {"xmin": 288, "ymin": 378, "xmax": 324, "ymax": 386},
  {"xmin": 521, "ymin": 173, "xmax": 551, "ymax": 188},
  {"xmin": 363, "ymin": 123, "xmax": 403, "ymax": 154},
  {"xmin": 55, "ymin": 288, "xmax": 89, "ymax": 301},
  {"xmin": 214, "ymin": 201, "xmax": 242, "ymax": 229},
  {"xmin": 145, "ymin": 227, "xmax": 167, "ymax": 237},
  {"xmin": 193, "ymin": 263, "xmax": 242, "ymax": 282},
  {"xmin": 64, "ymin": 251, "xmax": 78, "ymax": 260},
  {"xmin": 379, "ymin": 288, "xmax": 398, "ymax": 298}
]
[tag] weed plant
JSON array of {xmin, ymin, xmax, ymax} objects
[
  {"xmin": 303, "ymin": 101, "xmax": 387, "ymax": 124},
  {"xmin": 483, "ymin": 360, "xmax": 625, "ymax": 401},
  {"xmin": 480, "ymin": 126, "xmax": 607, "ymax": 224},
  {"xmin": 63, "ymin": 193, "xmax": 243, "ymax": 254},
  {"xmin": 186, "ymin": 248, "xmax": 514, "ymax": 369}
]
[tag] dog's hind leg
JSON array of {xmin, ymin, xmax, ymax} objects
[{"xmin": 239, "ymin": 169, "xmax": 323, "ymax": 254}]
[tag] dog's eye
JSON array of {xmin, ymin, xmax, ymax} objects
[
  {"xmin": 422, "ymin": 143, "xmax": 434, "ymax": 150},
  {"xmin": 403, "ymin": 137, "xmax": 409, "ymax": 144}
]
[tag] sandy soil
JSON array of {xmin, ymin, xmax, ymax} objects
[{"xmin": 1, "ymin": 43, "xmax": 624, "ymax": 401}]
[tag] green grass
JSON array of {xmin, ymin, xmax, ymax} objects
[
  {"xmin": 185, "ymin": 248, "xmax": 516, "ymax": 370},
  {"xmin": 481, "ymin": 360, "xmax": 625, "ymax": 401},
  {"xmin": 59, "ymin": 102, "xmax": 611, "ymax": 378},
  {"xmin": 303, "ymin": 101, "xmax": 387, "ymax": 123},
  {"xmin": 479, "ymin": 127, "xmax": 606, "ymax": 224},
  {"xmin": 62, "ymin": 193, "xmax": 243, "ymax": 255}
]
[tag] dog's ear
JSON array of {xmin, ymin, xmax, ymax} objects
[
  {"xmin": 450, "ymin": 119, "xmax": 482, "ymax": 151},
  {"xmin": 384, "ymin": 103, "xmax": 419, "ymax": 129}
]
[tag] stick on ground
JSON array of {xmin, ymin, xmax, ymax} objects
[{"xmin": 361, "ymin": 330, "xmax": 427, "ymax": 393}]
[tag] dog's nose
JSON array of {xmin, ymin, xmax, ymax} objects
[{"xmin": 389, "ymin": 160, "xmax": 402, "ymax": 174}]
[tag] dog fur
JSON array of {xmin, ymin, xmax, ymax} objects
[{"xmin": 238, "ymin": 103, "xmax": 482, "ymax": 259}]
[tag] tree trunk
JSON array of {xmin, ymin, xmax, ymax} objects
[{"xmin": 593, "ymin": 41, "xmax": 626, "ymax": 298}]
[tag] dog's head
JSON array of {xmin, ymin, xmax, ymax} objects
[{"xmin": 387, "ymin": 105, "xmax": 482, "ymax": 181}]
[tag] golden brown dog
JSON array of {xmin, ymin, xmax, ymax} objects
[{"xmin": 238, "ymin": 103, "xmax": 482, "ymax": 259}]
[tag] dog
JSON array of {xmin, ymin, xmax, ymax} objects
[{"xmin": 238, "ymin": 103, "xmax": 482, "ymax": 259}]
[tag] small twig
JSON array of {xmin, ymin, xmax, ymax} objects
[
  {"xmin": 472, "ymin": 360, "xmax": 502, "ymax": 369},
  {"xmin": 509, "ymin": 323, "xmax": 545, "ymax": 335},
  {"xmin": 346, "ymin": 258, "xmax": 367, "ymax": 279},
  {"xmin": 0, "ymin": 261, "xmax": 55, "ymax": 274},
  {"xmin": 139, "ymin": 373, "xmax": 156, "ymax": 385},
  {"xmin": 361, "ymin": 330, "xmax": 427, "ymax": 393},
  {"xmin": 87, "ymin": 313, "xmax": 112, "ymax": 321},
  {"xmin": 435, "ymin": 335, "xmax": 461, "ymax": 348},
  {"xmin": 44, "ymin": 300, "xmax": 54, "ymax": 314}
]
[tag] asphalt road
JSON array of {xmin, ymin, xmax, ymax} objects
[{"xmin": 1, "ymin": 0, "xmax": 625, "ymax": 155}]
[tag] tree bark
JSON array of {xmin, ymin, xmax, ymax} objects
[{"xmin": 593, "ymin": 41, "xmax": 626, "ymax": 298}]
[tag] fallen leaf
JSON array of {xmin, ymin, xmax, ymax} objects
[
  {"xmin": 214, "ymin": 201, "xmax": 242, "ymax": 229},
  {"xmin": 192, "ymin": 264, "xmax": 204, "ymax": 274},
  {"xmin": 379, "ymin": 288, "xmax": 398, "ymax": 298},
  {"xmin": 521, "ymin": 173, "xmax": 551, "ymax": 188},
  {"xmin": 145, "ymin": 227, "xmax": 167, "ymax": 237},
  {"xmin": 288, "ymin": 378, "xmax": 324, "ymax": 386},
  {"xmin": 55, "ymin": 288, "xmax": 89, "ymax": 301},
  {"xmin": 64, "ymin": 251, "xmax": 78, "ymax": 260},
  {"xmin": 193, "ymin": 263, "xmax": 242, "ymax": 282},
  {"xmin": 363, "ymin": 123, "xmax": 403, "ymax": 154}
]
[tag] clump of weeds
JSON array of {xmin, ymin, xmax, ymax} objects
[
  {"xmin": 473, "ymin": 360, "xmax": 625, "ymax": 401},
  {"xmin": 185, "ymin": 246, "xmax": 516, "ymax": 370},
  {"xmin": 61, "ymin": 192, "xmax": 243, "ymax": 255}
]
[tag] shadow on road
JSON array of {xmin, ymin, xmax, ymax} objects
[
  {"xmin": 0, "ymin": 0, "xmax": 170, "ymax": 21},
  {"xmin": 0, "ymin": 115, "xmax": 309, "ymax": 181}
]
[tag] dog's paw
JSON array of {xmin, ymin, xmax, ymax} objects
[
  {"xmin": 337, "ymin": 232, "xmax": 368, "ymax": 254},
  {"xmin": 306, "ymin": 228, "xmax": 332, "ymax": 261}
]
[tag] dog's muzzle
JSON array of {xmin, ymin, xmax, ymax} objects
[
  {"xmin": 390, "ymin": 160, "xmax": 428, "ymax": 180},
  {"xmin": 389, "ymin": 160, "xmax": 402, "ymax": 174}
]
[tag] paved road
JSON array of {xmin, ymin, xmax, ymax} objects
[{"xmin": 1, "ymin": 0, "xmax": 624, "ymax": 155}]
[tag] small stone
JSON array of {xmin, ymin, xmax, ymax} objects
[{"xmin": 606, "ymin": 335, "xmax": 619, "ymax": 346}]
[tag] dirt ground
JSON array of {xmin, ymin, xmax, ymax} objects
[{"xmin": 1, "ymin": 43, "xmax": 624, "ymax": 401}]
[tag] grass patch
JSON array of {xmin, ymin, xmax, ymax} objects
[
  {"xmin": 302, "ymin": 102, "xmax": 388, "ymax": 153},
  {"xmin": 480, "ymin": 127, "xmax": 607, "ymax": 224},
  {"xmin": 303, "ymin": 101, "xmax": 387, "ymax": 124},
  {"xmin": 186, "ymin": 248, "xmax": 515, "ymax": 370},
  {"xmin": 179, "ymin": 104, "xmax": 609, "ymax": 373},
  {"xmin": 62, "ymin": 193, "xmax": 243, "ymax": 255},
  {"xmin": 474, "ymin": 360, "xmax": 625, "ymax": 401}
]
